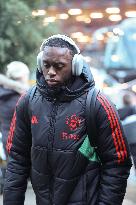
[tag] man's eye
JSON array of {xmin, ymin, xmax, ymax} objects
[
  {"xmin": 55, "ymin": 64, "xmax": 64, "ymax": 69},
  {"xmin": 43, "ymin": 63, "xmax": 50, "ymax": 69}
]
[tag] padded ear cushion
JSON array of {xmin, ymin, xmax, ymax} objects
[
  {"xmin": 37, "ymin": 51, "xmax": 44, "ymax": 73},
  {"xmin": 72, "ymin": 54, "xmax": 84, "ymax": 76}
]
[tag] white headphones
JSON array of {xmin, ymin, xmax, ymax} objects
[{"xmin": 37, "ymin": 34, "xmax": 85, "ymax": 76}]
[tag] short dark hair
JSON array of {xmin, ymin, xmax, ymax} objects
[{"xmin": 42, "ymin": 38, "xmax": 78, "ymax": 57}]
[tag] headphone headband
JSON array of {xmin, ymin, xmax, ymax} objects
[{"xmin": 40, "ymin": 34, "xmax": 80, "ymax": 54}]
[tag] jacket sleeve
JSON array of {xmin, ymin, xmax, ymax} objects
[
  {"xmin": 3, "ymin": 93, "xmax": 32, "ymax": 205},
  {"xmin": 95, "ymin": 93, "xmax": 132, "ymax": 205}
]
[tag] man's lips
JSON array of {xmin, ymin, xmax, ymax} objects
[
  {"xmin": 46, "ymin": 79, "xmax": 58, "ymax": 82},
  {"xmin": 46, "ymin": 79, "xmax": 59, "ymax": 85}
]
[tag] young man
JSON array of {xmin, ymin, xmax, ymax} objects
[{"xmin": 3, "ymin": 34, "xmax": 131, "ymax": 205}]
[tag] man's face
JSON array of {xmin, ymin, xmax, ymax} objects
[{"xmin": 42, "ymin": 46, "xmax": 73, "ymax": 87}]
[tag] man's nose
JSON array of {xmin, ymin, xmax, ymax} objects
[{"xmin": 48, "ymin": 66, "xmax": 56, "ymax": 76}]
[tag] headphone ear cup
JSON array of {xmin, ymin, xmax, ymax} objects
[
  {"xmin": 37, "ymin": 51, "xmax": 43, "ymax": 73},
  {"xmin": 72, "ymin": 54, "xmax": 84, "ymax": 76}
]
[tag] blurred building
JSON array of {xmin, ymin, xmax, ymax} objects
[
  {"xmin": 32, "ymin": 0, "xmax": 136, "ymax": 49},
  {"xmin": 31, "ymin": 0, "xmax": 136, "ymax": 107}
]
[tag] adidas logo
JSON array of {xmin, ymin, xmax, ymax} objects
[{"xmin": 31, "ymin": 116, "xmax": 38, "ymax": 124}]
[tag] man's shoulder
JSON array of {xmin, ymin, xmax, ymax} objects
[
  {"xmin": 86, "ymin": 87, "xmax": 101, "ymax": 108},
  {"xmin": 26, "ymin": 85, "xmax": 37, "ymax": 97},
  {"xmin": 17, "ymin": 86, "xmax": 36, "ymax": 106}
]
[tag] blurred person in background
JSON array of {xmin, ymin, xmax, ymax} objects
[
  {"xmin": 3, "ymin": 35, "xmax": 132, "ymax": 205},
  {"xmin": 0, "ymin": 73, "xmax": 29, "ymax": 94},
  {"xmin": 0, "ymin": 61, "xmax": 30, "ymax": 157},
  {"xmin": 118, "ymin": 91, "xmax": 136, "ymax": 171},
  {"xmin": 118, "ymin": 91, "xmax": 136, "ymax": 121}
]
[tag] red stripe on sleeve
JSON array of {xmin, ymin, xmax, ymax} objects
[
  {"xmin": 6, "ymin": 111, "xmax": 16, "ymax": 153},
  {"xmin": 97, "ymin": 95, "xmax": 122, "ymax": 163},
  {"xmin": 101, "ymin": 94, "xmax": 127, "ymax": 159},
  {"xmin": 6, "ymin": 93, "xmax": 26, "ymax": 153}
]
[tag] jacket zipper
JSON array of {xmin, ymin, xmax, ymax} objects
[{"xmin": 48, "ymin": 101, "xmax": 58, "ymax": 149}]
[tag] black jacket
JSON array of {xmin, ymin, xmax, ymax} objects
[
  {"xmin": 0, "ymin": 86, "xmax": 20, "ymax": 154},
  {"xmin": 3, "ymin": 65, "xmax": 132, "ymax": 205}
]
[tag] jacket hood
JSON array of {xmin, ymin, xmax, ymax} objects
[{"xmin": 36, "ymin": 61, "xmax": 95, "ymax": 102}]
